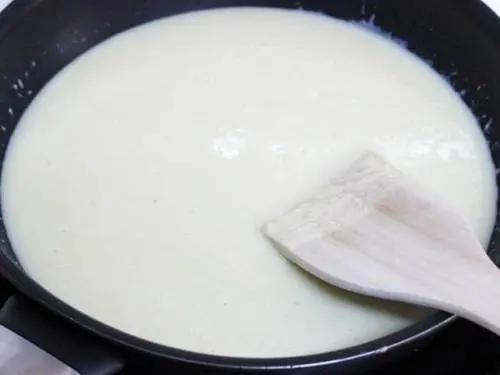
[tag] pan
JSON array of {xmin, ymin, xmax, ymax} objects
[{"xmin": 0, "ymin": 0, "xmax": 498, "ymax": 374}]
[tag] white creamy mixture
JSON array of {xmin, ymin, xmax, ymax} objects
[{"xmin": 1, "ymin": 8, "xmax": 497, "ymax": 357}]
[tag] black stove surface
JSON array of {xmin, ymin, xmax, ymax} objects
[
  {"xmin": 368, "ymin": 322, "xmax": 500, "ymax": 375},
  {"xmin": 1, "ymin": 279, "xmax": 499, "ymax": 375},
  {"xmin": 119, "ymin": 320, "xmax": 500, "ymax": 374}
]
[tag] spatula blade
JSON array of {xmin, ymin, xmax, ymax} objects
[{"xmin": 262, "ymin": 151, "xmax": 492, "ymax": 307}]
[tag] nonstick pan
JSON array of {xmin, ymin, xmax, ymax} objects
[{"xmin": 0, "ymin": 0, "xmax": 498, "ymax": 374}]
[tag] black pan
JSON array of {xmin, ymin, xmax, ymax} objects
[{"xmin": 0, "ymin": 0, "xmax": 498, "ymax": 374}]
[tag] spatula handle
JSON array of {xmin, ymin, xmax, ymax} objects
[{"xmin": 439, "ymin": 263, "xmax": 500, "ymax": 336}]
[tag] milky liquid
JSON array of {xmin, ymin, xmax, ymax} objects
[{"xmin": 1, "ymin": 8, "xmax": 497, "ymax": 357}]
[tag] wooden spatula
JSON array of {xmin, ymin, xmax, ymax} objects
[{"xmin": 263, "ymin": 151, "xmax": 500, "ymax": 335}]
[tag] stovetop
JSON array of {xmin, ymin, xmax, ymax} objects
[
  {"xmin": 370, "ymin": 322, "xmax": 500, "ymax": 375},
  {"xmin": 1, "ymin": 277, "xmax": 499, "ymax": 375},
  {"xmin": 0, "ymin": 0, "xmax": 497, "ymax": 373}
]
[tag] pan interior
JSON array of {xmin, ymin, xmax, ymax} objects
[{"xmin": 0, "ymin": 0, "xmax": 498, "ymax": 365}]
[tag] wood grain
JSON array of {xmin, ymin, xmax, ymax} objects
[{"xmin": 263, "ymin": 151, "xmax": 500, "ymax": 336}]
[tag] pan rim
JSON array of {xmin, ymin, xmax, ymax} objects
[{"xmin": 0, "ymin": 0, "xmax": 497, "ymax": 370}]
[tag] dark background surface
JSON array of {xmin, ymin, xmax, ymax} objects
[
  {"xmin": 123, "ymin": 319, "xmax": 500, "ymax": 374},
  {"xmin": 369, "ymin": 323, "xmax": 500, "ymax": 375},
  {"xmin": 121, "ymin": 318, "xmax": 500, "ymax": 374},
  {"xmin": 1, "ymin": 277, "xmax": 499, "ymax": 375},
  {"xmin": 0, "ymin": 1, "xmax": 499, "ymax": 374}
]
